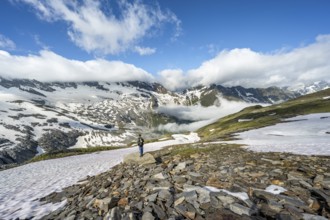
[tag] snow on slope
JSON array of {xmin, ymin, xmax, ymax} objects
[
  {"xmin": 229, "ymin": 113, "xmax": 330, "ymax": 156},
  {"xmin": 0, "ymin": 81, "xmax": 190, "ymax": 153},
  {"xmin": 0, "ymin": 133, "xmax": 199, "ymax": 220}
]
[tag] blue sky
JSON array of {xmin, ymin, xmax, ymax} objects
[{"xmin": 0, "ymin": 0, "xmax": 330, "ymax": 90}]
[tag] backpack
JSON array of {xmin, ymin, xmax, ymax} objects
[{"xmin": 137, "ymin": 137, "xmax": 144, "ymax": 146}]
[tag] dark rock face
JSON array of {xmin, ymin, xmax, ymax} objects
[
  {"xmin": 0, "ymin": 138, "xmax": 12, "ymax": 148},
  {"xmin": 0, "ymin": 125, "xmax": 38, "ymax": 167},
  {"xmin": 38, "ymin": 130, "xmax": 82, "ymax": 152},
  {"xmin": 40, "ymin": 145, "xmax": 330, "ymax": 219},
  {"xmin": 0, "ymin": 138, "xmax": 38, "ymax": 165},
  {"xmin": 0, "ymin": 77, "xmax": 55, "ymax": 92},
  {"xmin": 83, "ymin": 82, "xmax": 109, "ymax": 91}
]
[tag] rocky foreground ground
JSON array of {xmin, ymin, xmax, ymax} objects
[{"xmin": 40, "ymin": 144, "xmax": 330, "ymax": 220}]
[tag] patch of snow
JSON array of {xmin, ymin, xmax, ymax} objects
[
  {"xmin": 0, "ymin": 133, "xmax": 199, "ymax": 219},
  {"xmin": 323, "ymin": 96, "xmax": 330, "ymax": 100},
  {"xmin": 203, "ymin": 186, "xmax": 249, "ymax": 201},
  {"xmin": 227, "ymin": 113, "xmax": 330, "ymax": 156},
  {"xmin": 238, "ymin": 119, "xmax": 253, "ymax": 122},
  {"xmin": 36, "ymin": 146, "xmax": 45, "ymax": 156},
  {"xmin": 265, "ymin": 185, "xmax": 287, "ymax": 195}
]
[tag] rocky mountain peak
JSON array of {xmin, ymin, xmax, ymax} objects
[{"xmin": 1, "ymin": 76, "xmax": 329, "ymax": 167}]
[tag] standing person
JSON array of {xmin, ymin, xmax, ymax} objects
[{"xmin": 137, "ymin": 134, "xmax": 144, "ymax": 157}]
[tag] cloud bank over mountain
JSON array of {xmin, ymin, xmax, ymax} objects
[
  {"xmin": 0, "ymin": 35, "xmax": 329, "ymax": 89},
  {"xmin": 0, "ymin": 50, "xmax": 153, "ymax": 82},
  {"xmin": 157, "ymin": 98, "xmax": 254, "ymax": 132},
  {"xmin": 159, "ymin": 35, "xmax": 330, "ymax": 90}
]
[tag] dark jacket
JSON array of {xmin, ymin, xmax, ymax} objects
[{"xmin": 137, "ymin": 137, "xmax": 144, "ymax": 147}]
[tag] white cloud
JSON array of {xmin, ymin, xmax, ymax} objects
[
  {"xmin": 0, "ymin": 34, "xmax": 16, "ymax": 50},
  {"xmin": 134, "ymin": 46, "xmax": 156, "ymax": 55},
  {"xmin": 158, "ymin": 69, "xmax": 189, "ymax": 91},
  {"xmin": 157, "ymin": 97, "xmax": 254, "ymax": 132},
  {"xmin": 159, "ymin": 35, "xmax": 330, "ymax": 90},
  {"xmin": 15, "ymin": 0, "xmax": 180, "ymax": 55},
  {"xmin": 158, "ymin": 120, "xmax": 213, "ymax": 133},
  {"xmin": 0, "ymin": 50, "xmax": 154, "ymax": 82}
]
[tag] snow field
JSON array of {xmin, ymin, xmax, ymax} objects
[
  {"xmin": 232, "ymin": 113, "xmax": 330, "ymax": 156},
  {"xmin": 0, "ymin": 133, "xmax": 199, "ymax": 219}
]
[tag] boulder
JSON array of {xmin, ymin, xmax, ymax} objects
[{"xmin": 123, "ymin": 153, "xmax": 156, "ymax": 165}]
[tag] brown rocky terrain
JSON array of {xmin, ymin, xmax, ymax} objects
[{"xmin": 40, "ymin": 144, "xmax": 330, "ymax": 220}]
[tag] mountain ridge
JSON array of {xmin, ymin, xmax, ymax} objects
[{"xmin": 0, "ymin": 76, "xmax": 329, "ymax": 166}]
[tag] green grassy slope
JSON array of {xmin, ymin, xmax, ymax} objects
[{"xmin": 198, "ymin": 88, "xmax": 330, "ymax": 141}]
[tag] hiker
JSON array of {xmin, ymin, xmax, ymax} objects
[{"xmin": 137, "ymin": 134, "xmax": 144, "ymax": 157}]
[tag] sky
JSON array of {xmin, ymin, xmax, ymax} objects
[{"xmin": 0, "ymin": 0, "xmax": 330, "ymax": 90}]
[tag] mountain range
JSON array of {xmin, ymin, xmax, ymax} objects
[{"xmin": 0, "ymin": 77, "xmax": 329, "ymax": 166}]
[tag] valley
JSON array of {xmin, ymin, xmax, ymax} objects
[{"xmin": 2, "ymin": 78, "xmax": 326, "ymax": 167}]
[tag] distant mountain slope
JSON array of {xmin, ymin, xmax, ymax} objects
[
  {"xmin": 198, "ymin": 88, "xmax": 330, "ymax": 141},
  {"xmin": 0, "ymin": 77, "xmax": 329, "ymax": 166}
]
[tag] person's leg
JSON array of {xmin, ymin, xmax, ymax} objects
[{"xmin": 139, "ymin": 146, "xmax": 143, "ymax": 157}]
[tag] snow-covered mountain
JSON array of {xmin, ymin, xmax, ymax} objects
[
  {"xmin": 286, "ymin": 81, "xmax": 330, "ymax": 95},
  {"xmin": 0, "ymin": 77, "xmax": 328, "ymax": 166}
]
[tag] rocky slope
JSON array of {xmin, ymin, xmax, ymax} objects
[
  {"xmin": 40, "ymin": 144, "xmax": 330, "ymax": 220},
  {"xmin": 0, "ymin": 77, "xmax": 329, "ymax": 166}
]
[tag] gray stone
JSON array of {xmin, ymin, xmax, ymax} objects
[
  {"xmin": 173, "ymin": 176, "xmax": 187, "ymax": 184},
  {"xmin": 277, "ymin": 194, "xmax": 307, "ymax": 208},
  {"xmin": 123, "ymin": 153, "xmax": 156, "ymax": 165},
  {"xmin": 210, "ymin": 194, "xmax": 221, "ymax": 208},
  {"xmin": 216, "ymin": 194, "xmax": 236, "ymax": 207},
  {"xmin": 143, "ymin": 205, "xmax": 153, "ymax": 213},
  {"xmin": 159, "ymin": 180, "xmax": 172, "ymax": 188},
  {"xmin": 174, "ymin": 204, "xmax": 187, "ymax": 216},
  {"xmin": 303, "ymin": 213, "xmax": 328, "ymax": 220},
  {"xmin": 242, "ymin": 199, "xmax": 254, "ymax": 208},
  {"xmin": 135, "ymin": 201, "xmax": 143, "ymax": 211},
  {"xmin": 267, "ymin": 200, "xmax": 283, "ymax": 212},
  {"xmin": 229, "ymin": 203, "xmax": 253, "ymax": 216},
  {"xmin": 64, "ymin": 215, "xmax": 76, "ymax": 220},
  {"xmin": 121, "ymin": 213, "xmax": 136, "ymax": 220},
  {"xmin": 260, "ymin": 204, "xmax": 279, "ymax": 218},
  {"xmin": 153, "ymin": 172, "xmax": 167, "ymax": 180},
  {"xmin": 184, "ymin": 203, "xmax": 197, "ymax": 219},
  {"xmin": 158, "ymin": 189, "xmax": 172, "ymax": 201},
  {"xmin": 300, "ymin": 180, "xmax": 313, "ymax": 189},
  {"xmin": 108, "ymin": 197, "xmax": 120, "ymax": 209},
  {"xmin": 275, "ymin": 212, "xmax": 296, "ymax": 220},
  {"xmin": 253, "ymin": 190, "xmax": 278, "ymax": 203},
  {"xmin": 188, "ymin": 172, "xmax": 202, "ymax": 178},
  {"xmin": 152, "ymin": 203, "xmax": 167, "ymax": 219},
  {"xmin": 196, "ymin": 188, "xmax": 210, "ymax": 204},
  {"xmin": 145, "ymin": 193, "xmax": 158, "ymax": 202},
  {"xmin": 261, "ymin": 158, "xmax": 283, "ymax": 165},
  {"xmin": 174, "ymin": 197, "xmax": 185, "ymax": 206},
  {"xmin": 284, "ymin": 204, "xmax": 304, "ymax": 219},
  {"xmin": 183, "ymin": 190, "xmax": 198, "ymax": 206},
  {"xmin": 141, "ymin": 212, "xmax": 155, "ymax": 220},
  {"xmin": 173, "ymin": 162, "xmax": 186, "ymax": 172},
  {"xmin": 311, "ymin": 188, "xmax": 330, "ymax": 207},
  {"xmin": 313, "ymin": 175, "xmax": 324, "ymax": 184},
  {"xmin": 322, "ymin": 180, "xmax": 330, "ymax": 189},
  {"xmin": 122, "ymin": 181, "xmax": 132, "ymax": 190}
]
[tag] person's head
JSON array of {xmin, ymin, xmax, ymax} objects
[{"xmin": 138, "ymin": 134, "xmax": 141, "ymax": 137}]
